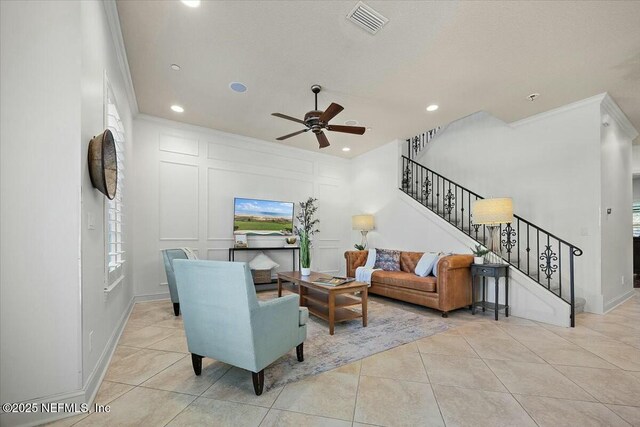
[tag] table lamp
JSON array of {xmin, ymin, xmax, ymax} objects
[
  {"xmin": 472, "ymin": 198, "xmax": 513, "ymax": 254},
  {"xmin": 352, "ymin": 214, "xmax": 375, "ymax": 249}
]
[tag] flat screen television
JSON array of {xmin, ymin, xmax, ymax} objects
[{"xmin": 233, "ymin": 197, "xmax": 294, "ymax": 236}]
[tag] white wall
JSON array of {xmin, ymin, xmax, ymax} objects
[
  {"xmin": 632, "ymin": 145, "xmax": 640, "ymax": 176},
  {"xmin": 351, "ymin": 140, "xmax": 571, "ymax": 326},
  {"xmin": 600, "ymin": 103, "xmax": 635, "ymax": 311},
  {"xmin": 1, "ymin": 1, "xmax": 135, "ymax": 425},
  {"xmin": 633, "ymin": 177, "xmax": 640, "ymax": 203},
  {"xmin": 415, "ymin": 99, "xmax": 605, "ymax": 312},
  {"xmin": 80, "ymin": 0, "xmax": 135, "ymax": 392},
  {"xmin": 132, "ymin": 116, "xmax": 352, "ymax": 298},
  {"xmin": 1, "ymin": 0, "xmax": 83, "ymax": 411}
]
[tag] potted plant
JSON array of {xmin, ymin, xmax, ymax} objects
[
  {"xmin": 295, "ymin": 197, "xmax": 319, "ymax": 276},
  {"xmin": 354, "ymin": 244, "xmax": 365, "ymax": 251},
  {"xmin": 471, "ymin": 244, "xmax": 490, "ymax": 264}
]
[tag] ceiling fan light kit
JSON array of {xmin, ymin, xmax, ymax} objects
[{"xmin": 271, "ymin": 84, "xmax": 366, "ymax": 149}]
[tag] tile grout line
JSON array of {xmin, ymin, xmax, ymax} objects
[
  {"xmin": 463, "ymin": 333, "xmax": 541, "ymax": 427},
  {"xmin": 418, "ymin": 349, "xmax": 447, "ymax": 426},
  {"xmin": 96, "ymin": 294, "xmax": 640, "ymax": 425},
  {"xmin": 351, "ymin": 362, "xmax": 363, "ymax": 424}
]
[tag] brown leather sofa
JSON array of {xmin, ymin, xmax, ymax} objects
[{"xmin": 345, "ymin": 250, "xmax": 474, "ymax": 317}]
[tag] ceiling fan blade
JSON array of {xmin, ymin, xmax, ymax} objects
[
  {"xmin": 316, "ymin": 131, "xmax": 330, "ymax": 148},
  {"xmin": 276, "ymin": 128, "xmax": 309, "ymax": 141},
  {"xmin": 326, "ymin": 125, "xmax": 366, "ymax": 135},
  {"xmin": 319, "ymin": 103, "xmax": 344, "ymax": 123},
  {"xmin": 271, "ymin": 113, "xmax": 306, "ymax": 125}
]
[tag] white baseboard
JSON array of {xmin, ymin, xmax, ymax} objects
[
  {"xmin": 134, "ymin": 292, "xmax": 170, "ymax": 303},
  {"xmin": 603, "ymin": 289, "xmax": 635, "ymax": 313},
  {"xmin": 1, "ymin": 298, "xmax": 135, "ymax": 427}
]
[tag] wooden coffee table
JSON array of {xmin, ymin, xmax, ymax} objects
[{"xmin": 277, "ymin": 271, "xmax": 368, "ymax": 335}]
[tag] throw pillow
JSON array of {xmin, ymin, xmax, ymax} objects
[
  {"xmin": 249, "ymin": 252, "xmax": 280, "ymax": 270},
  {"xmin": 432, "ymin": 252, "xmax": 453, "ymax": 277},
  {"xmin": 374, "ymin": 248, "xmax": 401, "ymax": 271},
  {"xmin": 415, "ymin": 252, "xmax": 438, "ymax": 277}
]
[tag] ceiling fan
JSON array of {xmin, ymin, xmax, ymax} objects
[{"xmin": 271, "ymin": 85, "xmax": 366, "ymax": 149}]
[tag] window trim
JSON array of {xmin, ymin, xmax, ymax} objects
[{"xmin": 104, "ymin": 73, "xmax": 126, "ymax": 291}]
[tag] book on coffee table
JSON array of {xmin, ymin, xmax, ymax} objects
[{"xmin": 312, "ymin": 276, "xmax": 355, "ymax": 287}]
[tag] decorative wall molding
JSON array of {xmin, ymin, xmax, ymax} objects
[
  {"xmin": 208, "ymin": 140, "xmax": 313, "ymax": 174},
  {"xmin": 316, "ymin": 162, "xmax": 347, "ymax": 180},
  {"xmin": 159, "ymin": 133, "xmax": 199, "ymax": 157},
  {"xmin": 159, "ymin": 161, "xmax": 199, "ymax": 240},
  {"xmin": 136, "ymin": 114, "xmax": 351, "ymax": 166},
  {"xmin": 135, "ymin": 116, "xmax": 352, "ymax": 298}
]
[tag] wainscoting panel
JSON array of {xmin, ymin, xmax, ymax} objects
[
  {"xmin": 133, "ymin": 116, "xmax": 352, "ymax": 294},
  {"xmin": 206, "ymin": 167, "xmax": 314, "ymax": 241},
  {"xmin": 208, "ymin": 141, "xmax": 313, "ymax": 174},
  {"xmin": 159, "ymin": 161, "xmax": 199, "ymax": 240},
  {"xmin": 159, "ymin": 133, "xmax": 199, "ymax": 157}
]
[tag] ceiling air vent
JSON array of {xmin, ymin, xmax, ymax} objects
[{"xmin": 346, "ymin": 1, "xmax": 389, "ymax": 35}]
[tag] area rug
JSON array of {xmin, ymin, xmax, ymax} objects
[{"xmin": 264, "ymin": 298, "xmax": 449, "ymax": 390}]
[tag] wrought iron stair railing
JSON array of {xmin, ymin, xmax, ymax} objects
[{"xmin": 400, "ymin": 155, "xmax": 583, "ymax": 326}]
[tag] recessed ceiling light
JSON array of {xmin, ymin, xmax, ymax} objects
[
  {"xmin": 426, "ymin": 104, "xmax": 439, "ymax": 112},
  {"xmin": 170, "ymin": 105, "xmax": 184, "ymax": 113},
  {"xmin": 229, "ymin": 82, "xmax": 247, "ymax": 93},
  {"xmin": 170, "ymin": 64, "xmax": 181, "ymax": 71},
  {"xmin": 527, "ymin": 93, "xmax": 540, "ymax": 101},
  {"xmin": 181, "ymin": 0, "xmax": 201, "ymax": 7},
  {"xmin": 345, "ymin": 120, "xmax": 358, "ymax": 126},
  {"xmin": 342, "ymin": 147, "xmax": 351, "ymax": 152}
]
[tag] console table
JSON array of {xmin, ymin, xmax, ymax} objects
[
  {"xmin": 471, "ymin": 263, "xmax": 509, "ymax": 321},
  {"xmin": 228, "ymin": 246, "xmax": 300, "ymax": 279}
]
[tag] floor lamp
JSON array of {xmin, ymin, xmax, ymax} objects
[
  {"xmin": 352, "ymin": 214, "xmax": 375, "ymax": 249},
  {"xmin": 472, "ymin": 198, "xmax": 513, "ymax": 255}
]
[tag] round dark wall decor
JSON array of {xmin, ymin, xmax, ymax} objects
[{"xmin": 88, "ymin": 129, "xmax": 117, "ymax": 200}]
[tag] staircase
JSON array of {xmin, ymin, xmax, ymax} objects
[{"xmin": 400, "ymin": 148, "xmax": 584, "ymax": 326}]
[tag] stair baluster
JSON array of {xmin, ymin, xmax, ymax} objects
[{"xmin": 399, "ymin": 155, "xmax": 583, "ymax": 326}]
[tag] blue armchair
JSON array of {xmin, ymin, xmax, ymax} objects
[
  {"xmin": 162, "ymin": 249, "xmax": 188, "ymax": 316},
  {"xmin": 173, "ymin": 259, "xmax": 307, "ymax": 395}
]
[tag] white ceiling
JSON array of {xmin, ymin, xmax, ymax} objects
[{"xmin": 116, "ymin": 0, "xmax": 640, "ymax": 158}]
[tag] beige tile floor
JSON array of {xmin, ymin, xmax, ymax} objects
[{"xmin": 48, "ymin": 289, "xmax": 640, "ymax": 427}]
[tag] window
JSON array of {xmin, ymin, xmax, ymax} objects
[{"xmin": 105, "ymin": 80, "xmax": 125, "ymax": 288}]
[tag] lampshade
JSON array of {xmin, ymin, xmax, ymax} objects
[
  {"xmin": 472, "ymin": 198, "xmax": 513, "ymax": 225},
  {"xmin": 352, "ymin": 214, "xmax": 375, "ymax": 231}
]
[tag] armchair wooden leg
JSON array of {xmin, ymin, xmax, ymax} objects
[
  {"xmin": 173, "ymin": 303, "xmax": 180, "ymax": 316},
  {"xmin": 296, "ymin": 343, "xmax": 304, "ymax": 362},
  {"xmin": 252, "ymin": 370, "xmax": 264, "ymax": 396},
  {"xmin": 191, "ymin": 353, "xmax": 203, "ymax": 376}
]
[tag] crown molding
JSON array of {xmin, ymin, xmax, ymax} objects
[
  {"xmin": 103, "ymin": 0, "xmax": 139, "ymax": 115},
  {"xmin": 510, "ymin": 93, "xmax": 607, "ymax": 128},
  {"xmin": 601, "ymin": 93, "xmax": 638, "ymax": 141}
]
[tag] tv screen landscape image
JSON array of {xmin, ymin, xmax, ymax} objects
[{"xmin": 234, "ymin": 197, "xmax": 294, "ymax": 236}]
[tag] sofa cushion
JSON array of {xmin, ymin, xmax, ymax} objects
[
  {"xmin": 415, "ymin": 252, "xmax": 439, "ymax": 277},
  {"xmin": 372, "ymin": 271, "xmax": 437, "ymax": 293},
  {"xmin": 400, "ymin": 251, "xmax": 424, "ymax": 273},
  {"xmin": 374, "ymin": 248, "xmax": 401, "ymax": 271}
]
